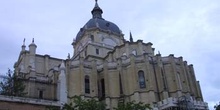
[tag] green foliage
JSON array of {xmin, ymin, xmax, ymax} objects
[
  {"xmin": 0, "ymin": 69, "xmax": 26, "ymax": 97},
  {"xmin": 62, "ymin": 96, "xmax": 106, "ymax": 110},
  {"xmin": 114, "ymin": 101, "xmax": 151, "ymax": 110},
  {"xmin": 214, "ymin": 102, "xmax": 220, "ymax": 110},
  {"xmin": 60, "ymin": 95, "xmax": 151, "ymax": 110}
]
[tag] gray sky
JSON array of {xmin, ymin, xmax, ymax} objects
[{"xmin": 0, "ymin": 0, "xmax": 219, "ymax": 109}]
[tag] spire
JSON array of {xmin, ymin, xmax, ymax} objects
[
  {"xmin": 23, "ymin": 38, "xmax": 26, "ymax": 46},
  {"xmin": 91, "ymin": 0, "xmax": 103, "ymax": 19},
  {"xmin": 21, "ymin": 38, "xmax": 26, "ymax": 51},
  {"xmin": 129, "ymin": 31, "xmax": 133, "ymax": 42},
  {"xmin": 29, "ymin": 38, "xmax": 36, "ymax": 46}
]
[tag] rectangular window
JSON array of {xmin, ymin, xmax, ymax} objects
[
  {"xmin": 101, "ymin": 79, "xmax": 105, "ymax": 97},
  {"xmin": 85, "ymin": 50, "xmax": 87, "ymax": 56},
  {"xmin": 85, "ymin": 78, "xmax": 90, "ymax": 94},
  {"xmin": 39, "ymin": 90, "xmax": 43, "ymax": 99},
  {"xmin": 96, "ymin": 49, "xmax": 99, "ymax": 55}
]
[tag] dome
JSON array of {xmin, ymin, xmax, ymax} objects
[
  {"xmin": 74, "ymin": 1, "xmax": 122, "ymax": 43},
  {"xmin": 75, "ymin": 18, "xmax": 121, "ymax": 42}
]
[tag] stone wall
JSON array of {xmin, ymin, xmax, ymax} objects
[{"xmin": 0, "ymin": 95, "xmax": 60, "ymax": 110}]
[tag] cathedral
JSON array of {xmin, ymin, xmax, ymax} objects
[{"xmin": 9, "ymin": 1, "xmax": 208, "ymax": 110}]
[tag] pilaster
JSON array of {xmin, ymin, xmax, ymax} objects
[{"xmin": 58, "ymin": 61, "xmax": 67, "ymax": 105}]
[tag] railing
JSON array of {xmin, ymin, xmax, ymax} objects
[{"xmin": 156, "ymin": 97, "xmax": 209, "ymax": 110}]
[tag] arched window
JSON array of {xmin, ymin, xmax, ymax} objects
[
  {"xmin": 85, "ymin": 75, "xmax": 90, "ymax": 94},
  {"xmin": 91, "ymin": 35, "xmax": 94, "ymax": 41},
  {"xmin": 138, "ymin": 70, "xmax": 146, "ymax": 88},
  {"xmin": 119, "ymin": 73, "xmax": 123, "ymax": 94},
  {"xmin": 103, "ymin": 38, "xmax": 117, "ymax": 46},
  {"xmin": 177, "ymin": 72, "xmax": 182, "ymax": 90}
]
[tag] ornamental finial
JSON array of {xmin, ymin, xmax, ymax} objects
[
  {"xmin": 32, "ymin": 38, "xmax": 34, "ymax": 43},
  {"xmin": 91, "ymin": 0, "xmax": 103, "ymax": 18},
  {"xmin": 23, "ymin": 38, "xmax": 26, "ymax": 45}
]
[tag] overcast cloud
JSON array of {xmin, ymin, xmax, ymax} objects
[{"xmin": 0, "ymin": 0, "xmax": 219, "ymax": 109}]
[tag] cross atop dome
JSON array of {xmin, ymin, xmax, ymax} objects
[{"xmin": 91, "ymin": 0, "xmax": 103, "ymax": 18}]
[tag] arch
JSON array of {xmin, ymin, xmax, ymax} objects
[
  {"xmin": 138, "ymin": 70, "xmax": 146, "ymax": 88},
  {"xmin": 85, "ymin": 75, "xmax": 90, "ymax": 94}
]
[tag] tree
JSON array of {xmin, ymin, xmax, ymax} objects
[
  {"xmin": 214, "ymin": 102, "xmax": 220, "ymax": 110},
  {"xmin": 114, "ymin": 101, "xmax": 151, "ymax": 110},
  {"xmin": 62, "ymin": 96, "xmax": 106, "ymax": 110},
  {"xmin": 0, "ymin": 69, "xmax": 26, "ymax": 97},
  {"xmin": 60, "ymin": 95, "xmax": 151, "ymax": 110}
]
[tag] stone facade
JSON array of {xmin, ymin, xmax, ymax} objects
[
  {"xmin": 14, "ymin": 43, "xmax": 61, "ymax": 100},
  {"xmin": 10, "ymin": 1, "xmax": 208, "ymax": 110}
]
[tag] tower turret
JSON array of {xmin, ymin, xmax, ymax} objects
[{"xmin": 29, "ymin": 38, "xmax": 37, "ymax": 55}]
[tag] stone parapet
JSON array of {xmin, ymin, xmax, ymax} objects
[{"xmin": 0, "ymin": 95, "xmax": 60, "ymax": 107}]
